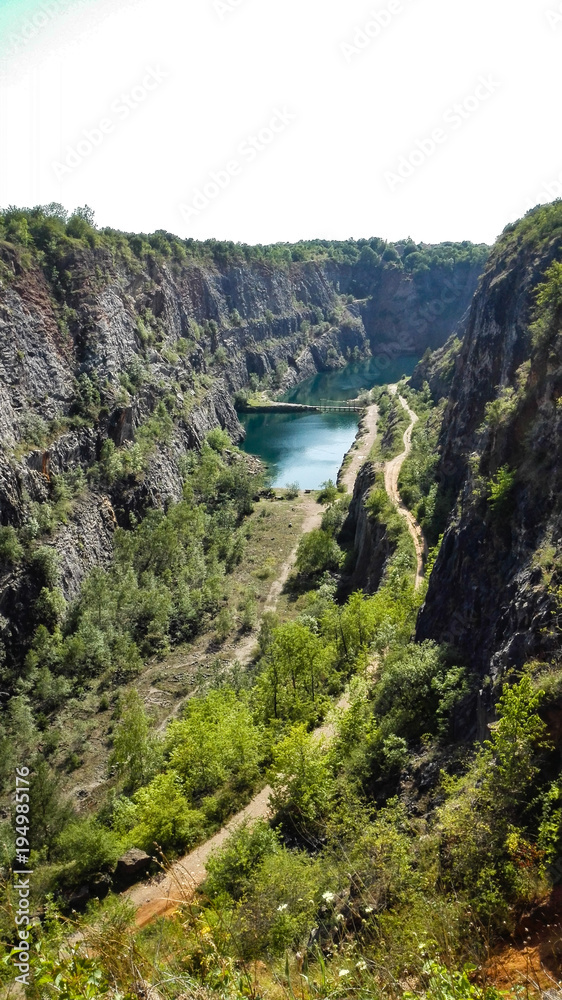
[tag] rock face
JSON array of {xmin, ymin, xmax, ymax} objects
[
  {"xmin": 339, "ymin": 463, "xmax": 395, "ymax": 596},
  {"xmin": 415, "ymin": 209, "xmax": 562, "ymax": 684},
  {"xmin": 0, "ymin": 235, "xmax": 483, "ymax": 677}
]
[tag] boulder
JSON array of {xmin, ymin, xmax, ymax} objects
[{"xmin": 113, "ymin": 848, "xmax": 152, "ymax": 888}]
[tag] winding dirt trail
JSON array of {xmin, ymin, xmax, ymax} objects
[
  {"xmin": 127, "ymin": 691, "xmax": 349, "ymax": 929},
  {"xmin": 127, "ymin": 407, "xmax": 379, "ymax": 928},
  {"xmin": 384, "ymin": 386, "xmax": 426, "ymax": 590}
]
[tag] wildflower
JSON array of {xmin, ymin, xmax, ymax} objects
[
  {"xmin": 356, "ymin": 961, "xmax": 368, "ymax": 972},
  {"xmin": 322, "ymin": 891, "xmax": 335, "ymax": 903},
  {"xmin": 336, "ymin": 913, "xmax": 345, "ymax": 922},
  {"xmin": 277, "ymin": 903, "xmax": 288, "ymax": 912},
  {"xmin": 339, "ymin": 969, "xmax": 350, "ymax": 977},
  {"xmin": 364, "ymin": 905, "xmax": 373, "ymax": 913}
]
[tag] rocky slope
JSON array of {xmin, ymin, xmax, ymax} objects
[{"xmin": 415, "ymin": 203, "xmax": 562, "ymax": 685}]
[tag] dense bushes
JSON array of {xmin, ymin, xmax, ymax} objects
[
  {"xmin": 372, "ymin": 641, "xmax": 467, "ymax": 741},
  {"xmin": 21, "ymin": 437, "xmax": 258, "ymax": 692},
  {"xmin": 0, "ymin": 205, "xmax": 488, "ymax": 278}
]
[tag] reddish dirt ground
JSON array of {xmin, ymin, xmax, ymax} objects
[{"xmin": 484, "ymin": 888, "xmax": 562, "ymax": 993}]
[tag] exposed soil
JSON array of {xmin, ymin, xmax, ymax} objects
[{"xmin": 484, "ymin": 888, "xmax": 562, "ymax": 994}]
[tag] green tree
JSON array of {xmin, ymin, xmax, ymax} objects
[
  {"xmin": 205, "ymin": 819, "xmax": 280, "ymax": 900},
  {"xmin": 129, "ymin": 772, "xmax": 205, "ymax": 853},
  {"xmin": 109, "ymin": 690, "xmax": 162, "ymax": 790},
  {"xmin": 295, "ymin": 529, "xmax": 343, "ymax": 578},
  {"xmin": 268, "ymin": 724, "xmax": 333, "ymax": 834}
]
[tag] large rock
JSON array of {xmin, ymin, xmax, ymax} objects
[{"xmin": 113, "ymin": 849, "xmax": 152, "ymax": 888}]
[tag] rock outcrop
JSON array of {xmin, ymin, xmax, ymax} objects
[{"xmin": 416, "ymin": 205, "xmax": 562, "ymax": 683}]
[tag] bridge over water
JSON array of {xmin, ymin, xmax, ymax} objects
[{"xmin": 239, "ymin": 400, "xmax": 364, "ymax": 414}]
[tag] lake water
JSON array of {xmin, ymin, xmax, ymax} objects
[{"xmin": 239, "ymin": 354, "xmax": 419, "ymax": 489}]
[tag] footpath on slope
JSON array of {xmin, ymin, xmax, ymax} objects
[
  {"xmin": 127, "ymin": 405, "xmax": 379, "ymax": 928},
  {"xmin": 384, "ymin": 386, "xmax": 427, "ymax": 590}
]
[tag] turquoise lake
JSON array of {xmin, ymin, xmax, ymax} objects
[{"xmin": 239, "ymin": 354, "xmax": 419, "ymax": 490}]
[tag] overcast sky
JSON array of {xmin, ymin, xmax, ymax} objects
[{"xmin": 0, "ymin": 0, "xmax": 560, "ymax": 246}]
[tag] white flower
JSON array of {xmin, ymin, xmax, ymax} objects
[
  {"xmin": 356, "ymin": 961, "xmax": 368, "ymax": 972},
  {"xmin": 277, "ymin": 903, "xmax": 288, "ymax": 912},
  {"xmin": 336, "ymin": 913, "xmax": 345, "ymax": 922},
  {"xmin": 322, "ymin": 891, "xmax": 335, "ymax": 903},
  {"xmin": 338, "ymin": 969, "xmax": 350, "ymax": 977},
  {"xmin": 364, "ymin": 906, "xmax": 373, "ymax": 914}
]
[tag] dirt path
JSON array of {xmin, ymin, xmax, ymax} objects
[
  {"xmin": 127, "ymin": 410, "xmax": 380, "ymax": 928},
  {"xmin": 384, "ymin": 386, "xmax": 426, "ymax": 590},
  {"xmin": 129, "ymin": 686, "xmax": 350, "ymax": 928},
  {"xmin": 127, "ymin": 786, "xmax": 273, "ymax": 927},
  {"xmin": 339, "ymin": 404, "xmax": 379, "ymax": 493}
]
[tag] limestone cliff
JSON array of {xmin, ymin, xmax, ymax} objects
[
  {"xmin": 0, "ymin": 216, "xmax": 486, "ymax": 675},
  {"xmin": 416, "ymin": 204, "xmax": 562, "ymax": 684}
]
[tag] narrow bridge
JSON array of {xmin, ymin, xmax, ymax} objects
[{"xmin": 239, "ymin": 401, "xmax": 364, "ymax": 414}]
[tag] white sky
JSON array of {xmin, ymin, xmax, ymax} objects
[{"xmin": 0, "ymin": 0, "xmax": 560, "ymax": 246}]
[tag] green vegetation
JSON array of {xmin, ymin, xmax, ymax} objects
[
  {"xmin": 3, "ymin": 400, "xmax": 559, "ymax": 1000},
  {"xmin": 397, "ymin": 383, "xmax": 453, "ymax": 545},
  {"xmin": 365, "ymin": 469, "xmax": 417, "ymax": 573},
  {"xmin": 15, "ymin": 555, "xmax": 558, "ymax": 1000},
  {"xmin": 0, "ymin": 204, "xmax": 488, "ymax": 296},
  {"xmin": 368, "ymin": 385, "xmax": 410, "ymax": 462},
  {"xmin": 487, "ymin": 464, "xmax": 516, "ymax": 517},
  {"xmin": 0, "ymin": 434, "xmax": 262, "ymax": 800}
]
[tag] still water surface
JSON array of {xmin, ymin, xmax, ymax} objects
[{"xmin": 239, "ymin": 355, "xmax": 418, "ymax": 490}]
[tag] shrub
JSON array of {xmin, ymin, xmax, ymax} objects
[
  {"xmin": 29, "ymin": 762, "xmax": 75, "ymax": 853},
  {"xmin": 204, "ymin": 820, "xmax": 280, "ymax": 900},
  {"xmin": 321, "ymin": 496, "xmax": 350, "ymax": 537},
  {"xmin": 0, "ymin": 526, "xmax": 23, "ymax": 565},
  {"xmin": 109, "ymin": 690, "xmax": 162, "ymax": 790},
  {"xmin": 438, "ymin": 676, "xmax": 549, "ymax": 924},
  {"xmin": 268, "ymin": 724, "xmax": 333, "ymax": 834},
  {"xmin": 128, "ymin": 772, "xmax": 205, "ymax": 853},
  {"xmin": 295, "ymin": 529, "xmax": 343, "ymax": 578},
  {"xmin": 31, "ymin": 546, "xmax": 60, "ymax": 587},
  {"xmin": 487, "ymin": 464, "xmax": 516, "ymax": 516},
  {"xmin": 55, "ymin": 817, "xmax": 122, "ymax": 883},
  {"xmin": 318, "ymin": 479, "xmax": 338, "ymax": 504},
  {"xmin": 165, "ymin": 689, "xmax": 263, "ymax": 799},
  {"xmin": 372, "ymin": 641, "xmax": 467, "ymax": 741},
  {"xmin": 235, "ymin": 847, "xmax": 329, "ymax": 958}
]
